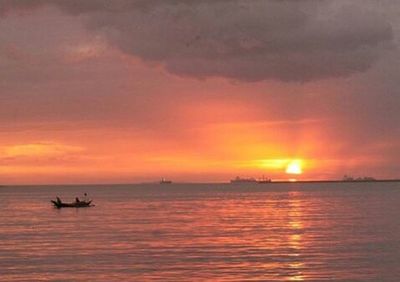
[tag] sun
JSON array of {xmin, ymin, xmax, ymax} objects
[{"xmin": 286, "ymin": 160, "xmax": 303, "ymax": 175}]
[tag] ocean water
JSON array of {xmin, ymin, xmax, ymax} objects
[{"xmin": 0, "ymin": 182, "xmax": 399, "ymax": 281}]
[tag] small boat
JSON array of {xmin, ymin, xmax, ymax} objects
[
  {"xmin": 51, "ymin": 197, "xmax": 93, "ymax": 208},
  {"xmin": 160, "ymin": 178, "xmax": 172, "ymax": 184}
]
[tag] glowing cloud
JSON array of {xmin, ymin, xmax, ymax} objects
[{"xmin": 2, "ymin": 142, "xmax": 84, "ymax": 158}]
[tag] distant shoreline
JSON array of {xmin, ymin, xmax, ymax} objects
[{"xmin": 255, "ymin": 179, "xmax": 400, "ymax": 184}]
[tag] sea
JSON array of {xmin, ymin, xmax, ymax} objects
[{"xmin": 0, "ymin": 182, "xmax": 399, "ymax": 281}]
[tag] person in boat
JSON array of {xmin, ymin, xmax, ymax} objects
[
  {"xmin": 75, "ymin": 197, "xmax": 80, "ymax": 203},
  {"xmin": 83, "ymin": 193, "xmax": 88, "ymax": 202},
  {"xmin": 56, "ymin": 197, "xmax": 62, "ymax": 204}
]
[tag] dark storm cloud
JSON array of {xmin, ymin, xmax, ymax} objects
[{"xmin": 0, "ymin": 0, "xmax": 394, "ymax": 82}]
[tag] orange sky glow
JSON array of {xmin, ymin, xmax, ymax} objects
[{"xmin": 0, "ymin": 2, "xmax": 399, "ymax": 184}]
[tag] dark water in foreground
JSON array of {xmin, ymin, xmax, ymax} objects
[{"xmin": 1, "ymin": 182, "xmax": 399, "ymax": 281}]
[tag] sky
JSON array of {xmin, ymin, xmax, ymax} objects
[{"xmin": 0, "ymin": 0, "xmax": 399, "ymax": 184}]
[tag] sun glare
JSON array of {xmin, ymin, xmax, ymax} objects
[{"xmin": 286, "ymin": 160, "xmax": 303, "ymax": 175}]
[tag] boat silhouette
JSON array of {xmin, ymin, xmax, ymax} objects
[{"xmin": 51, "ymin": 197, "xmax": 93, "ymax": 208}]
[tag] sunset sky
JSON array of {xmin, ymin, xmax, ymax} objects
[{"xmin": 1, "ymin": 0, "xmax": 399, "ymax": 184}]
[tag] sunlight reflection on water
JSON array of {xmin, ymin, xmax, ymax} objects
[{"xmin": 0, "ymin": 183, "xmax": 399, "ymax": 281}]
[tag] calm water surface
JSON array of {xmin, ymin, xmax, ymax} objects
[{"xmin": 1, "ymin": 182, "xmax": 399, "ymax": 281}]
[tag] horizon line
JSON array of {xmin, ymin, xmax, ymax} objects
[{"xmin": 2, "ymin": 178, "xmax": 400, "ymax": 187}]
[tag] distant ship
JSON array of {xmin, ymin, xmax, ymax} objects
[
  {"xmin": 160, "ymin": 178, "xmax": 172, "ymax": 184},
  {"xmin": 230, "ymin": 176, "xmax": 257, "ymax": 184},
  {"xmin": 257, "ymin": 176, "xmax": 272, "ymax": 184},
  {"xmin": 343, "ymin": 175, "xmax": 376, "ymax": 182}
]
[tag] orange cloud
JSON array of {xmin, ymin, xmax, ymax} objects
[{"xmin": 2, "ymin": 142, "xmax": 84, "ymax": 158}]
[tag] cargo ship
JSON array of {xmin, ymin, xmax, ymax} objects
[{"xmin": 230, "ymin": 176, "xmax": 257, "ymax": 184}]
